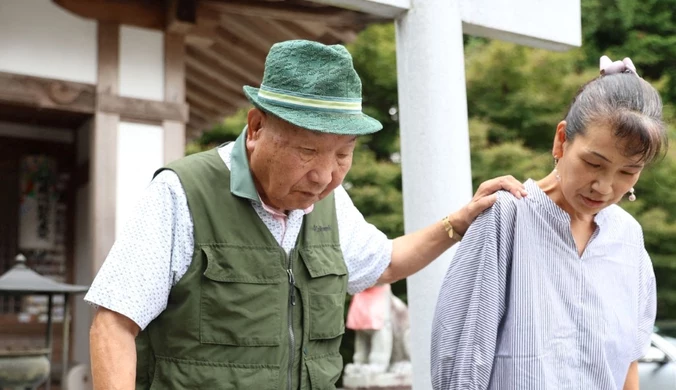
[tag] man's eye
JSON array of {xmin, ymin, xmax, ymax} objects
[{"xmin": 585, "ymin": 161, "xmax": 600, "ymax": 168}]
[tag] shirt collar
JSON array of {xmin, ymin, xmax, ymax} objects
[
  {"xmin": 229, "ymin": 126, "xmax": 314, "ymax": 215},
  {"xmin": 229, "ymin": 126, "xmax": 260, "ymax": 202}
]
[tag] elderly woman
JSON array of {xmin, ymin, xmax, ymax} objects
[{"xmin": 431, "ymin": 56, "xmax": 667, "ymax": 390}]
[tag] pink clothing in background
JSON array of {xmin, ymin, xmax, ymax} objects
[{"xmin": 346, "ymin": 284, "xmax": 391, "ymax": 331}]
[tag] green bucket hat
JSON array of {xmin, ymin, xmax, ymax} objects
[{"xmin": 243, "ymin": 40, "xmax": 383, "ymax": 135}]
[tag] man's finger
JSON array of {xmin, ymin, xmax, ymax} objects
[
  {"xmin": 475, "ymin": 176, "xmax": 527, "ymax": 199},
  {"xmin": 499, "ymin": 176, "xmax": 527, "ymax": 199},
  {"xmin": 467, "ymin": 193, "xmax": 498, "ymax": 220}
]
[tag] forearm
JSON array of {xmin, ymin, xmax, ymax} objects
[
  {"xmin": 379, "ymin": 215, "xmax": 459, "ymax": 284},
  {"xmin": 90, "ymin": 308, "xmax": 139, "ymax": 390},
  {"xmin": 623, "ymin": 361, "xmax": 639, "ymax": 390}
]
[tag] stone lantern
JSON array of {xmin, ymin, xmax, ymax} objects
[{"xmin": 0, "ymin": 254, "xmax": 88, "ymax": 390}]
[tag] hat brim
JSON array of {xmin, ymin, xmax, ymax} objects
[{"xmin": 243, "ymin": 86, "xmax": 383, "ymax": 136}]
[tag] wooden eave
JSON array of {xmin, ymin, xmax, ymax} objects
[{"xmin": 53, "ymin": 0, "xmax": 386, "ymax": 140}]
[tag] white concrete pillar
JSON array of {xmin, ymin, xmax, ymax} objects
[{"xmin": 395, "ymin": 1, "xmax": 474, "ymax": 388}]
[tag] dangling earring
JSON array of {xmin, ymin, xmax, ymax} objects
[
  {"xmin": 628, "ymin": 187, "xmax": 636, "ymax": 202},
  {"xmin": 553, "ymin": 156, "xmax": 561, "ymax": 182}
]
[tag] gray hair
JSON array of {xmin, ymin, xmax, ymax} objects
[{"xmin": 564, "ymin": 73, "xmax": 667, "ymax": 164}]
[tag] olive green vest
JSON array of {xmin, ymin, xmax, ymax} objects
[{"xmin": 135, "ymin": 148, "xmax": 347, "ymax": 390}]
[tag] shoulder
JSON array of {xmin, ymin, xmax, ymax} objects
[
  {"xmin": 333, "ymin": 184, "xmax": 355, "ymax": 210},
  {"xmin": 487, "ymin": 190, "xmax": 522, "ymax": 223},
  {"xmin": 151, "ymin": 170, "xmax": 186, "ymax": 196},
  {"xmin": 602, "ymin": 204, "xmax": 644, "ymax": 244}
]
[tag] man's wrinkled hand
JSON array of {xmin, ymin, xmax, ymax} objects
[{"xmin": 449, "ymin": 175, "xmax": 528, "ymax": 236}]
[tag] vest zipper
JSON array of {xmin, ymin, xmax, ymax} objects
[{"xmin": 286, "ymin": 252, "xmax": 296, "ymax": 390}]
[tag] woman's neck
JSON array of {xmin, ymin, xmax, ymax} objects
[{"xmin": 537, "ymin": 172, "xmax": 595, "ymax": 224}]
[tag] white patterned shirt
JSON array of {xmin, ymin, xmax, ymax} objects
[
  {"xmin": 85, "ymin": 141, "xmax": 392, "ymax": 329},
  {"xmin": 431, "ymin": 179, "xmax": 656, "ymax": 390}
]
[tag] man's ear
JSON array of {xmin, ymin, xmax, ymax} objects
[
  {"xmin": 247, "ymin": 108, "xmax": 266, "ymax": 139},
  {"xmin": 246, "ymin": 109, "xmax": 267, "ymax": 152}
]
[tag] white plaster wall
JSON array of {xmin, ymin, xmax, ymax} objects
[
  {"xmin": 115, "ymin": 122, "xmax": 164, "ymax": 238},
  {"xmin": 73, "ymin": 118, "xmax": 92, "ymax": 365},
  {"xmin": 0, "ymin": 121, "xmax": 74, "ymax": 143},
  {"xmin": 459, "ymin": 0, "xmax": 581, "ymax": 50},
  {"xmin": 119, "ymin": 26, "xmax": 164, "ymax": 101},
  {"xmin": 0, "ymin": 0, "xmax": 97, "ymax": 83}
]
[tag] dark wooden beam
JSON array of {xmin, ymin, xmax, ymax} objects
[
  {"xmin": 166, "ymin": 0, "xmax": 197, "ymax": 34},
  {"xmin": 97, "ymin": 22, "xmax": 119, "ymax": 95},
  {"xmin": 0, "ymin": 71, "xmax": 95, "ymax": 114},
  {"xmin": 165, "ymin": 33, "xmax": 186, "ymax": 104},
  {"xmin": 200, "ymin": 0, "xmax": 367, "ymax": 26},
  {"xmin": 91, "ymin": 22, "xmax": 119, "ymax": 275},
  {"xmin": 76, "ymin": 160, "xmax": 90, "ymax": 188},
  {"xmin": 97, "ymin": 93, "xmax": 189, "ymax": 123},
  {"xmin": 164, "ymin": 32, "xmax": 187, "ymax": 164},
  {"xmin": 54, "ymin": 0, "xmax": 165, "ymax": 30}
]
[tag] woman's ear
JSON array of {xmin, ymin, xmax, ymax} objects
[{"xmin": 552, "ymin": 121, "xmax": 567, "ymax": 159}]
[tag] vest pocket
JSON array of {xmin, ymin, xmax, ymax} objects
[
  {"xmin": 301, "ymin": 246, "xmax": 348, "ymax": 340},
  {"xmin": 305, "ymin": 353, "xmax": 343, "ymax": 390},
  {"xmin": 200, "ymin": 245, "xmax": 286, "ymax": 346},
  {"xmin": 150, "ymin": 356, "xmax": 279, "ymax": 390},
  {"xmin": 309, "ymin": 293, "xmax": 346, "ymax": 340}
]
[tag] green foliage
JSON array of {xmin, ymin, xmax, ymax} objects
[{"xmin": 186, "ymin": 108, "xmax": 248, "ymax": 154}]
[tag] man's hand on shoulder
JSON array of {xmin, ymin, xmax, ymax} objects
[{"xmin": 449, "ymin": 175, "xmax": 527, "ymax": 236}]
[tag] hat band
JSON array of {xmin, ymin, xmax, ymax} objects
[{"xmin": 257, "ymin": 85, "xmax": 362, "ymax": 114}]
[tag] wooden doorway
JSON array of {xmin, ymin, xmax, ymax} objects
[{"xmin": 0, "ymin": 111, "xmax": 84, "ymax": 388}]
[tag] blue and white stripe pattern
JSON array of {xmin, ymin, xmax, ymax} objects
[
  {"xmin": 257, "ymin": 84, "xmax": 362, "ymax": 114},
  {"xmin": 431, "ymin": 179, "xmax": 656, "ymax": 389}
]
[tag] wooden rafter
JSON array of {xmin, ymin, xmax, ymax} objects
[
  {"xmin": 185, "ymin": 48, "xmax": 254, "ymax": 93},
  {"xmin": 191, "ymin": 44, "xmax": 263, "ymax": 86},
  {"xmin": 212, "ymin": 26, "xmax": 269, "ymax": 68},
  {"xmin": 185, "ymin": 68, "xmax": 249, "ymax": 107},
  {"xmin": 219, "ymin": 14, "xmax": 278, "ymax": 53},
  {"xmin": 186, "ymin": 80, "xmax": 237, "ymax": 115},
  {"xmin": 266, "ymin": 19, "xmax": 316, "ymax": 41},
  {"xmin": 188, "ymin": 105, "xmax": 213, "ymax": 125},
  {"xmin": 187, "ymin": 98, "xmax": 222, "ymax": 123},
  {"xmin": 200, "ymin": 0, "xmax": 368, "ymax": 26},
  {"xmin": 189, "ymin": 110, "xmax": 213, "ymax": 128}
]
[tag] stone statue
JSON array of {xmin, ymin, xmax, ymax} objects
[{"xmin": 343, "ymin": 284, "xmax": 412, "ymax": 389}]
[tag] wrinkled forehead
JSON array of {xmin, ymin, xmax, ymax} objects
[{"xmin": 267, "ymin": 118, "xmax": 357, "ymax": 147}]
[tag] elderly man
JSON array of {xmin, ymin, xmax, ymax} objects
[{"xmin": 86, "ymin": 39, "xmax": 526, "ymax": 390}]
